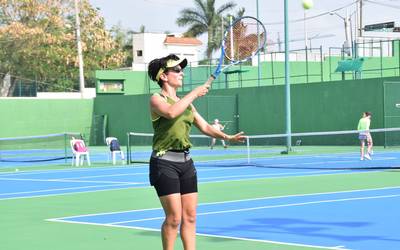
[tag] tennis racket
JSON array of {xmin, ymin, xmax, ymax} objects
[{"xmin": 205, "ymin": 16, "xmax": 267, "ymax": 86}]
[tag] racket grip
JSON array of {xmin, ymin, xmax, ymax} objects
[{"xmin": 205, "ymin": 75, "xmax": 216, "ymax": 86}]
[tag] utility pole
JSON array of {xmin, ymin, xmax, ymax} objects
[
  {"xmin": 357, "ymin": 0, "xmax": 363, "ymax": 38},
  {"xmin": 284, "ymin": 0, "xmax": 292, "ymax": 152},
  {"xmin": 304, "ymin": 10, "xmax": 308, "ymax": 50},
  {"xmin": 277, "ymin": 32, "xmax": 282, "ymax": 51},
  {"xmin": 74, "ymin": 0, "xmax": 85, "ymax": 98},
  {"xmin": 256, "ymin": 0, "xmax": 261, "ymax": 86}
]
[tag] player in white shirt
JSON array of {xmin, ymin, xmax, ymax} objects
[{"xmin": 210, "ymin": 119, "xmax": 227, "ymax": 149}]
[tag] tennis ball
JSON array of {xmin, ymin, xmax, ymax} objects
[
  {"xmin": 302, "ymin": 0, "xmax": 313, "ymax": 10},
  {"xmin": 15, "ymin": 168, "xmax": 19, "ymax": 172}
]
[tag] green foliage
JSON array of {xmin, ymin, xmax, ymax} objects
[
  {"xmin": 176, "ymin": 0, "xmax": 240, "ymax": 58},
  {"xmin": 0, "ymin": 0, "xmax": 125, "ymax": 96},
  {"xmin": 109, "ymin": 23, "xmax": 133, "ymax": 68}
]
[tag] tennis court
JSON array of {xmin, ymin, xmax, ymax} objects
[
  {"xmin": 3, "ymin": 1, "xmax": 400, "ymax": 249},
  {"xmin": 1, "ymin": 146, "xmax": 400, "ymax": 250}
]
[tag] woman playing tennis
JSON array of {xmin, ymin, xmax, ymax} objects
[
  {"xmin": 357, "ymin": 111, "xmax": 373, "ymax": 160},
  {"xmin": 147, "ymin": 54, "xmax": 245, "ymax": 250}
]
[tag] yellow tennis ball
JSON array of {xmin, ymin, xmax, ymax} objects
[{"xmin": 302, "ymin": 0, "xmax": 313, "ymax": 9}]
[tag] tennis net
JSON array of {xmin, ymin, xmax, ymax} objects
[
  {"xmin": 0, "ymin": 132, "xmax": 82, "ymax": 162},
  {"xmin": 127, "ymin": 128, "xmax": 400, "ymax": 170}
]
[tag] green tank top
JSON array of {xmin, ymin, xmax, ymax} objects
[{"xmin": 151, "ymin": 93, "xmax": 194, "ymax": 153}]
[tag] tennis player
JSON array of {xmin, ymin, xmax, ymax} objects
[
  {"xmin": 210, "ymin": 119, "xmax": 227, "ymax": 149},
  {"xmin": 147, "ymin": 54, "xmax": 245, "ymax": 250},
  {"xmin": 357, "ymin": 111, "xmax": 373, "ymax": 160}
]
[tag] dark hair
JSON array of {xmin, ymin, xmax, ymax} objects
[
  {"xmin": 148, "ymin": 54, "xmax": 180, "ymax": 87},
  {"xmin": 365, "ymin": 111, "xmax": 372, "ymax": 117}
]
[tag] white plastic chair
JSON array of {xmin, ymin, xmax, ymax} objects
[
  {"xmin": 106, "ymin": 137, "xmax": 125, "ymax": 165},
  {"xmin": 70, "ymin": 138, "xmax": 91, "ymax": 166}
]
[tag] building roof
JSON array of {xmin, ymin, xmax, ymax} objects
[{"xmin": 164, "ymin": 36, "xmax": 202, "ymax": 46}]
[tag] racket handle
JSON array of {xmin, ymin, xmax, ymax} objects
[{"xmin": 205, "ymin": 75, "xmax": 216, "ymax": 86}]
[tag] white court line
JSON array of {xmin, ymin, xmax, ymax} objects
[
  {"xmin": 264, "ymin": 158, "xmax": 396, "ymax": 167},
  {"xmin": 49, "ymin": 186, "xmax": 400, "ymax": 221},
  {"xmin": 198, "ymin": 170, "xmax": 340, "ymax": 181},
  {"xmin": 61, "ymin": 172, "xmax": 147, "ymax": 180},
  {"xmin": 0, "ymin": 185, "xmax": 149, "ymax": 201},
  {"xmin": 200, "ymin": 170, "xmax": 378, "ymax": 184},
  {"xmin": 0, "ymin": 182, "xmax": 146, "ymax": 200},
  {"xmin": 49, "ymin": 189, "xmax": 400, "ymax": 250},
  {"xmin": 109, "ymin": 193, "xmax": 400, "ymax": 224},
  {"xmin": 45, "ymin": 186, "xmax": 398, "ymax": 249},
  {"xmin": 0, "ymin": 177, "xmax": 138, "ymax": 185},
  {"xmin": 76, "ymin": 192, "xmax": 399, "ymax": 250},
  {"xmin": 0, "ymin": 164, "xmax": 148, "ymax": 176},
  {"xmin": 314, "ymin": 155, "xmax": 396, "ymax": 160},
  {"xmin": 0, "ymin": 168, "xmax": 390, "ymax": 201},
  {"xmin": 45, "ymin": 219, "xmax": 344, "ymax": 250}
]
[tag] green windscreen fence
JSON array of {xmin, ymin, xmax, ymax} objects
[
  {"xmin": 90, "ymin": 114, "xmax": 108, "ymax": 145},
  {"xmin": 193, "ymin": 95, "xmax": 238, "ymax": 135},
  {"xmin": 384, "ymin": 81, "xmax": 400, "ymax": 146},
  {"xmin": 0, "ymin": 133, "xmax": 82, "ymax": 162}
]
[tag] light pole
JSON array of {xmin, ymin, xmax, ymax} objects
[
  {"xmin": 256, "ymin": 0, "xmax": 261, "ymax": 86},
  {"xmin": 304, "ymin": 9, "xmax": 308, "ymax": 50},
  {"xmin": 284, "ymin": 0, "xmax": 292, "ymax": 152},
  {"xmin": 330, "ymin": 10, "xmax": 354, "ymax": 56},
  {"xmin": 74, "ymin": 0, "xmax": 85, "ymax": 98}
]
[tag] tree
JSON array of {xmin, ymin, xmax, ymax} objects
[
  {"xmin": 110, "ymin": 22, "xmax": 133, "ymax": 68},
  {"xmin": 176, "ymin": 0, "xmax": 237, "ymax": 59},
  {"xmin": 0, "ymin": 0, "xmax": 125, "ymax": 96},
  {"xmin": 139, "ymin": 25, "xmax": 145, "ymax": 33}
]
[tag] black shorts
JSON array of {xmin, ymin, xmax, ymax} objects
[{"xmin": 149, "ymin": 155, "xmax": 197, "ymax": 197}]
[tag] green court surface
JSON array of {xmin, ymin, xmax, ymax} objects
[{"xmin": 1, "ymin": 158, "xmax": 399, "ymax": 250}]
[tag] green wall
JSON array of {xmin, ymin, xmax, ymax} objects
[
  {"xmin": 93, "ymin": 76, "xmax": 400, "ymax": 145},
  {"xmin": 2, "ymin": 76, "xmax": 399, "ymax": 146},
  {"xmin": 96, "ymin": 70, "xmax": 148, "ymax": 95},
  {"xmin": 0, "ymin": 99, "xmax": 93, "ymax": 139},
  {"xmin": 93, "ymin": 95, "xmax": 152, "ymax": 144}
]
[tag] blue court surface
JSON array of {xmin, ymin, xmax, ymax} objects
[
  {"xmin": 0, "ymin": 163, "xmax": 345, "ymax": 200},
  {"xmin": 48, "ymin": 187, "xmax": 400, "ymax": 250},
  {"xmin": 1, "ymin": 151, "xmax": 400, "ymax": 249}
]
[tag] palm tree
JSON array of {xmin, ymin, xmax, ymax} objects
[{"xmin": 176, "ymin": 0, "xmax": 237, "ymax": 59}]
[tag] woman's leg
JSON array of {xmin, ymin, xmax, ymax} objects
[
  {"xmin": 367, "ymin": 134, "xmax": 373, "ymax": 155},
  {"xmin": 159, "ymin": 193, "xmax": 182, "ymax": 250},
  {"xmin": 210, "ymin": 138, "xmax": 216, "ymax": 149},
  {"xmin": 221, "ymin": 139, "xmax": 227, "ymax": 148},
  {"xmin": 360, "ymin": 140, "xmax": 365, "ymax": 159},
  {"xmin": 180, "ymin": 192, "xmax": 198, "ymax": 250}
]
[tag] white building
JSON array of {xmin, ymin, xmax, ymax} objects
[{"xmin": 132, "ymin": 33, "xmax": 202, "ymax": 70}]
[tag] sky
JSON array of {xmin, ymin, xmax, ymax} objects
[{"xmin": 88, "ymin": 0, "xmax": 400, "ymax": 57}]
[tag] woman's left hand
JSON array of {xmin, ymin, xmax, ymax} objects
[{"xmin": 227, "ymin": 132, "xmax": 246, "ymax": 143}]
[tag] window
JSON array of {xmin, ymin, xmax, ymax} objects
[
  {"xmin": 98, "ymin": 80, "xmax": 124, "ymax": 93},
  {"xmin": 136, "ymin": 50, "xmax": 143, "ymax": 57}
]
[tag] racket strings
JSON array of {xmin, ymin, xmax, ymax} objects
[{"xmin": 224, "ymin": 18, "xmax": 266, "ymax": 62}]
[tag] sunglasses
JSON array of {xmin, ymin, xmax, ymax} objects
[{"xmin": 166, "ymin": 66, "xmax": 183, "ymax": 73}]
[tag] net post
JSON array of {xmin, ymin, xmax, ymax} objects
[
  {"xmin": 126, "ymin": 132, "xmax": 131, "ymax": 165},
  {"xmin": 102, "ymin": 114, "xmax": 108, "ymax": 144},
  {"xmin": 64, "ymin": 133, "xmax": 67, "ymax": 164},
  {"xmin": 246, "ymin": 136, "xmax": 250, "ymax": 164}
]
